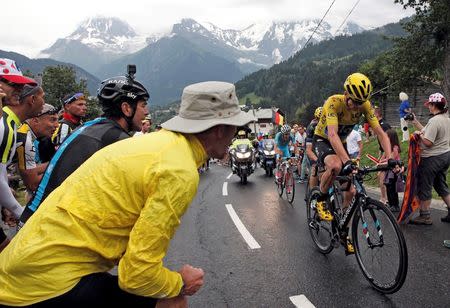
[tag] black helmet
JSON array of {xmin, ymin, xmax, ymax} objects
[{"xmin": 97, "ymin": 76, "xmax": 149, "ymax": 117}]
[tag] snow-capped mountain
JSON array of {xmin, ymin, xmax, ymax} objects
[
  {"xmin": 176, "ymin": 18, "xmax": 364, "ymax": 64},
  {"xmin": 39, "ymin": 16, "xmax": 366, "ymax": 103},
  {"xmin": 39, "ymin": 17, "xmax": 148, "ymax": 74},
  {"xmin": 41, "ymin": 16, "xmax": 365, "ymax": 74},
  {"xmin": 64, "ymin": 17, "xmax": 147, "ymax": 54}
]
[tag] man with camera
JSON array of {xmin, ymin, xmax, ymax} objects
[
  {"xmin": 399, "ymin": 92, "xmax": 412, "ymax": 142},
  {"xmin": 408, "ymin": 93, "xmax": 450, "ymax": 225}
]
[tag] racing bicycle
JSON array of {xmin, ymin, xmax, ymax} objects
[
  {"xmin": 306, "ymin": 164, "xmax": 408, "ymax": 293},
  {"xmin": 275, "ymin": 157, "xmax": 297, "ymax": 204}
]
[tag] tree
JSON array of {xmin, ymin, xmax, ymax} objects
[
  {"xmin": 393, "ymin": 0, "xmax": 450, "ymax": 98},
  {"xmin": 41, "ymin": 65, "xmax": 88, "ymax": 109},
  {"xmin": 245, "ymin": 97, "xmax": 251, "ymax": 107},
  {"xmin": 41, "ymin": 65, "xmax": 101, "ymax": 120}
]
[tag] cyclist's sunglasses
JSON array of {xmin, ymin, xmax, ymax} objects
[
  {"xmin": 63, "ymin": 92, "xmax": 85, "ymax": 105},
  {"xmin": 39, "ymin": 108, "xmax": 58, "ymax": 117},
  {"xmin": 347, "ymin": 96, "xmax": 365, "ymax": 106}
]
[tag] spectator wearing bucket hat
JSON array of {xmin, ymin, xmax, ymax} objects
[
  {"xmin": 408, "ymin": 93, "xmax": 450, "ymax": 225},
  {"xmin": 15, "ymin": 104, "xmax": 59, "ymax": 200},
  {"xmin": 0, "ymin": 81, "xmax": 254, "ymax": 307},
  {"xmin": 0, "ymin": 83, "xmax": 43, "ymax": 252},
  {"xmin": 51, "ymin": 92, "xmax": 87, "ymax": 147},
  {"xmin": 0, "ymin": 58, "xmax": 37, "ymax": 117}
]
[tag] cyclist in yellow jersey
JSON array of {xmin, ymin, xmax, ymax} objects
[{"xmin": 313, "ymin": 73, "xmax": 393, "ymax": 254}]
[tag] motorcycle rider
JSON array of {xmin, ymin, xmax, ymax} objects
[{"xmin": 229, "ymin": 130, "xmax": 253, "ymax": 173}]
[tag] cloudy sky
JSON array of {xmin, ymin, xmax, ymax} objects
[{"xmin": 3, "ymin": 0, "xmax": 413, "ymax": 57}]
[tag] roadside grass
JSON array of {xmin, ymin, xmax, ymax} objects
[{"xmin": 359, "ymin": 129, "xmax": 449, "ymax": 199}]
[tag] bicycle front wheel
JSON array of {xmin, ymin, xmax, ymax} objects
[
  {"xmin": 276, "ymin": 168, "xmax": 284, "ymax": 197},
  {"xmin": 352, "ymin": 198, "xmax": 408, "ymax": 294},
  {"xmin": 306, "ymin": 188, "xmax": 334, "ymax": 254},
  {"xmin": 285, "ymin": 170, "xmax": 295, "ymax": 204}
]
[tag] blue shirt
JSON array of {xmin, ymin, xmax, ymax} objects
[
  {"xmin": 399, "ymin": 100, "xmax": 410, "ymax": 118},
  {"xmin": 275, "ymin": 132, "xmax": 294, "ymax": 148}
]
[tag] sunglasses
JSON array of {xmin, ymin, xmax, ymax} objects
[
  {"xmin": 39, "ymin": 108, "xmax": 58, "ymax": 117},
  {"xmin": 63, "ymin": 93, "xmax": 85, "ymax": 105}
]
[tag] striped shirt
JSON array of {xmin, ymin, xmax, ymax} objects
[
  {"xmin": 15, "ymin": 123, "xmax": 37, "ymax": 171},
  {"xmin": 0, "ymin": 107, "xmax": 21, "ymax": 165}
]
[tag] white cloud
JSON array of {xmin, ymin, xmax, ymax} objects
[{"xmin": 0, "ymin": 0, "xmax": 414, "ymax": 58}]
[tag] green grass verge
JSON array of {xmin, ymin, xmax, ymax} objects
[{"xmin": 359, "ymin": 128, "xmax": 449, "ymax": 199}]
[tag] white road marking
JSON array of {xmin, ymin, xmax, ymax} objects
[
  {"xmin": 289, "ymin": 295, "xmax": 315, "ymax": 308},
  {"xmin": 223, "ymin": 182, "xmax": 228, "ymax": 196},
  {"xmin": 226, "ymin": 173, "xmax": 233, "ymax": 179},
  {"xmin": 225, "ymin": 204, "xmax": 261, "ymax": 249}
]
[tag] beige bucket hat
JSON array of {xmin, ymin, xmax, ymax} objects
[{"xmin": 162, "ymin": 81, "xmax": 256, "ymax": 133}]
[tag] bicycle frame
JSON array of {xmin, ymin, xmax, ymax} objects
[{"xmin": 329, "ymin": 166, "xmax": 388, "ymax": 247}]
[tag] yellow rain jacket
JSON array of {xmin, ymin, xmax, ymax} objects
[{"xmin": 0, "ymin": 129, "xmax": 207, "ymax": 306}]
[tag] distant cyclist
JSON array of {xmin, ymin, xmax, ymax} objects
[
  {"xmin": 301, "ymin": 106, "xmax": 323, "ymax": 186},
  {"xmin": 313, "ymin": 73, "xmax": 393, "ymax": 254},
  {"xmin": 274, "ymin": 124, "xmax": 296, "ymax": 181},
  {"xmin": 52, "ymin": 92, "xmax": 87, "ymax": 147},
  {"xmin": 19, "ymin": 68, "xmax": 150, "ymax": 226}
]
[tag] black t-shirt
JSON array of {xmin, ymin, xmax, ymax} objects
[
  {"xmin": 36, "ymin": 137, "xmax": 56, "ymax": 163},
  {"xmin": 20, "ymin": 118, "xmax": 131, "ymax": 224}
]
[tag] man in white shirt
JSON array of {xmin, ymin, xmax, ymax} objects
[{"xmin": 346, "ymin": 125, "xmax": 363, "ymax": 160}]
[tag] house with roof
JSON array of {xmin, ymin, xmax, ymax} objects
[{"xmin": 247, "ymin": 108, "xmax": 276, "ymax": 136}]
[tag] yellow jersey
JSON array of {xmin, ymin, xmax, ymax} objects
[
  {"xmin": 314, "ymin": 94, "xmax": 379, "ymax": 141},
  {"xmin": 0, "ymin": 129, "xmax": 207, "ymax": 305}
]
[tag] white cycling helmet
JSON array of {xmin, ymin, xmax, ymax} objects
[{"xmin": 280, "ymin": 124, "xmax": 291, "ymax": 134}]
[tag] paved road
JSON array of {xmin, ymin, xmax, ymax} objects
[{"xmin": 165, "ymin": 164, "xmax": 450, "ymax": 307}]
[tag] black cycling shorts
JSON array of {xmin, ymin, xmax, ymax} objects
[
  {"xmin": 313, "ymin": 136, "xmax": 349, "ymax": 166},
  {"xmin": 0, "ymin": 272, "xmax": 157, "ymax": 308}
]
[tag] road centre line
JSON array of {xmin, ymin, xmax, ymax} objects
[
  {"xmin": 289, "ymin": 295, "xmax": 316, "ymax": 308},
  {"xmin": 226, "ymin": 173, "xmax": 233, "ymax": 179},
  {"xmin": 225, "ymin": 204, "xmax": 261, "ymax": 249},
  {"xmin": 223, "ymin": 182, "xmax": 228, "ymax": 196}
]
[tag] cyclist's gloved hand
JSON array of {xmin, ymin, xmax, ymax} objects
[{"xmin": 342, "ymin": 160, "xmax": 357, "ymax": 175}]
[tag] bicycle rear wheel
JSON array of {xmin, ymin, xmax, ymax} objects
[
  {"xmin": 306, "ymin": 188, "xmax": 334, "ymax": 254},
  {"xmin": 352, "ymin": 198, "xmax": 408, "ymax": 294},
  {"xmin": 285, "ymin": 170, "xmax": 295, "ymax": 204}
]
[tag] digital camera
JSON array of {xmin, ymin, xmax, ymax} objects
[{"xmin": 403, "ymin": 113, "xmax": 414, "ymax": 121}]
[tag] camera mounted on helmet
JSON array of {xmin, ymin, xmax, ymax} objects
[
  {"xmin": 127, "ymin": 64, "xmax": 137, "ymax": 83},
  {"xmin": 97, "ymin": 65, "xmax": 149, "ymax": 131},
  {"xmin": 97, "ymin": 64, "xmax": 149, "ymax": 116}
]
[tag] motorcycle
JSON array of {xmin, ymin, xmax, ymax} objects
[
  {"xmin": 259, "ymin": 140, "xmax": 276, "ymax": 176},
  {"xmin": 229, "ymin": 144, "xmax": 256, "ymax": 184}
]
